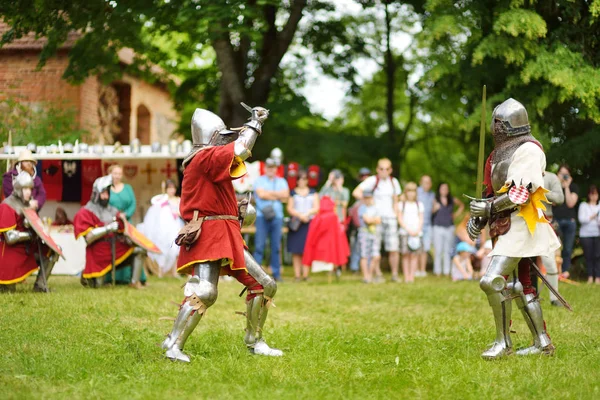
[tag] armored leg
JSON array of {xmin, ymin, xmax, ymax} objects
[
  {"xmin": 162, "ymin": 261, "xmax": 220, "ymax": 362},
  {"xmin": 130, "ymin": 247, "xmax": 147, "ymax": 288},
  {"xmin": 33, "ymin": 252, "xmax": 59, "ymax": 292},
  {"xmin": 479, "ymin": 256, "xmax": 520, "ymax": 359},
  {"xmin": 514, "ymin": 291, "xmax": 554, "ymax": 356},
  {"xmin": 243, "ymin": 249, "xmax": 283, "ymax": 357}
]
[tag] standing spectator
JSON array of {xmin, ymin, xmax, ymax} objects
[
  {"xmin": 398, "ymin": 182, "xmax": 424, "ymax": 283},
  {"xmin": 2, "ymin": 150, "xmax": 46, "ymax": 212},
  {"xmin": 432, "ymin": 182, "xmax": 464, "ymax": 276},
  {"xmin": 302, "ymin": 196, "xmax": 350, "ymax": 279},
  {"xmin": 451, "ymin": 242, "xmax": 475, "ymax": 281},
  {"xmin": 357, "ymin": 190, "xmax": 381, "ymax": 283},
  {"xmin": 107, "ymin": 164, "xmax": 143, "ymax": 287},
  {"xmin": 554, "ymin": 165, "xmax": 579, "ymax": 279},
  {"xmin": 353, "ymin": 158, "xmax": 402, "ymax": 282},
  {"xmin": 254, "ymin": 157, "xmax": 290, "ymax": 282},
  {"xmin": 287, "ymin": 171, "xmax": 319, "ymax": 281},
  {"xmin": 108, "ymin": 164, "xmax": 137, "ymax": 221},
  {"xmin": 417, "ymin": 175, "xmax": 435, "ymax": 277},
  {"xmin": 348, "ymin": 167, "xmax": 372, "ymax": 273},
  {"xmin": 540, "ymin": 170, "xmax": 565, "ymax": 306},
  {"xmin": 320, "ymin": 169, "xmax": 350, "ymax": 223},
  {"xmin": 578, "ymin": 185, "xmax": 600, "ymax": 284}
]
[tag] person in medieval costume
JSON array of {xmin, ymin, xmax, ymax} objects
[
  {"xmin": 73, "ymin": 175, "xmax": 147, "ymax": 288},
  {"xmin": 467, "ymin": 98, "xmax": 561, "ymax": 359},
  {"xmin": 161, "ymin": 103, "xmax": 282, "ymax": 363},
  {"xmin": 0, "ymin": 171, "xmax": 58, "ymax": 292}
]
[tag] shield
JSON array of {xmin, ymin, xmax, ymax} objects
[
  {"xmin": 22, "ymin": 208, "xmax": 65, "ymax": 259},
  {"xmin": 118, "ymin": 214, "xmax": 162, "ymax": 254},
  {"xmin": 123, "ymin": 164, "xmax": 138, "ymax": 179}
]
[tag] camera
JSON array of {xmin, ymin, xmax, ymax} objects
[{"xmin": 562, "ymin": 174, "xmax": 570, "ymax": 180}]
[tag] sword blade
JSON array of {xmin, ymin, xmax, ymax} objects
[
  {"xmin": 476, "ymin": 85, "xmax": 487, "ymax": 198},
  {"xmin": 528, "ymin": 258, "xmax": 573, "ymax": 311},
  {"xmin": 111, "ymin": 235, "xmax": 116, "ymax": 286}
]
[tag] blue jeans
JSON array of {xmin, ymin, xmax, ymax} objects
[
  {"xmin": 349, "ymin": 229, "xmax": 360, "ymax": 272},
  {"xmin": 253, "ymin": 216, "xmax": 284, "ymax": 279},
  {"xmin": 556, "ymin": 218, "xmax": 577, "ymax": 272}
]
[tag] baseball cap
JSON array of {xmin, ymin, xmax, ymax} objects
[
  {"xmin": 358, "ymin": 167, "xmax": 371, "ymax": 176},
  {"xmin": 265, "ymin": 157, "xmax": 277, "ymax": 167}
]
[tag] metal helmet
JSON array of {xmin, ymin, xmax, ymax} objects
[
  {"xmin": 191, "ymin": 108, "xmax": 233, "ymax": 146},
  {"xmin": 91, "ymin": 175, "xmax": 113, "ymax": 204},
  {"xmin": 270, "ymin": 147, "xmax": 283, "ymax": 166},
  {"xmin": 12, "ymin": 171, "xmax": 34, "ymax": 201},
  {"xmin": 490, "ymin": 98, "xmax": 530, "ymax": 138}
]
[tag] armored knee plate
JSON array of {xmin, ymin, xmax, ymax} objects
[{"xmin": 162, "ymin": 262, "xmax": 220, "ymax": 362}]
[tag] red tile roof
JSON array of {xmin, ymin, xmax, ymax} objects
[{"xmin": 0, "ymin": 21, "xmax": 81, "ymax": 50}]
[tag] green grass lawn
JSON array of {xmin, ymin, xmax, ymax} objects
[{"xmin": 1, "ymin": 270, "xmax": 599, "ymax": 399}]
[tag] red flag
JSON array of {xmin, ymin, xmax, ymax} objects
[
  {"xmin": 307, "ymin": 165, "xmax": 321, "ymax": 188},
  {"xmin": 81, "ymin": 160, "xmax": 103, "ymax": 205},
  {"xmin": 41, "ymin": 160, "xmax": 63, "ymax": 200},
  {"xmin": 286, "ymin": 162, "xmax": 300, "ymax": 190}
]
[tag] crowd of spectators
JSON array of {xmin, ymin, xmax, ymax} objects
[{"xmin": 5, "ymin": 147, "xmax": 599, "ymax": 288}]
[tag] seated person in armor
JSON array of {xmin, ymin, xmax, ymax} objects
[
  {"xmin": 73, "ymin": 175, "xmax": 146, "ymax": 289},
  {"xmin": 0, "ymin": 171, "xmax": 58, "ymax": 292}
]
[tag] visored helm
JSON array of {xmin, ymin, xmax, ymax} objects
[
  {"xmin": 91, "ymin": 175, "xmax": 113, "ymax": 206},
  {"xmin": 12, "ymin": 171, "xmax": 34, "ymax": 202},
  {"xmin": 190, "ymin": 109, "xmax": 235, "ymax": 147},
  {"xmin": 491, "ymin": 98, "xmax": 530, "ymax": 138}
]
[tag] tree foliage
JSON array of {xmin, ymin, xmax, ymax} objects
[
  {"xmin": 417, "ymin": 0, "xmax": 600, "ymax": 191},
  {"xmin": 1, "ymin": 0, "xmax": 600, "ymax": 192}
]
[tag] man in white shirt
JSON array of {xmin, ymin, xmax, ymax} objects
[{"xmin": 352, "ymin": 158, "xmax": 402, "ymax": 281}]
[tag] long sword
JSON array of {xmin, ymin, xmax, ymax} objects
[
  {"xmin": 476, "ymin": 85, "xmax": 486, "ymax": 198},
  {"xmin": 111, "ymin": 220, "xmax": 117, "ymax": 286},
  {"xmin": 527, "ymin": 257, "xmax": 573, "ymax": 311}
]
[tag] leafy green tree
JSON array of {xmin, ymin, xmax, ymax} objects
[
  {"xmin": 0, "ymin": 0, "xmax": 319, "ymax": 126},
  {"xmin": 0, "ymin": 97, "xmax": 85, "ymax": 147},
  {"xmin": 417, "ymin": 0, "xmax": 600, "ymax": 189}
]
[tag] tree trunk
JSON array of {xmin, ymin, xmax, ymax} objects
[
  {"xmin": 383, "ymin": 2, "xmax": 399, "ymax": 168},
  {"xmin": 212, "ymin": 0, "xmax": 307, "ymax": 127}
]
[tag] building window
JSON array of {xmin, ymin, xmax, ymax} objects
[{"xmin": 136, "ymin": 104, "xmax": 151, "ymax": 145}]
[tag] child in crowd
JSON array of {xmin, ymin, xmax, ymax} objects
[
  {"xmin": 398, "ymin": 182, "xmax": 424, "ymax": 283},
  {"xmin": 477, "ymin": 240, "xmax": 493, "ymax": 277},
  {"xmin": 452, "ymin": 242, "xmax": 475, "ymax": 281},
  {"xmin": 358, "ymin": 190, "xmax": 382, "ymax": 283}
]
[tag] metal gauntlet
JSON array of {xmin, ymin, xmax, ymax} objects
[
  {"xmin": 467, "ymin": 217, "xmax": 488, "ymax": 242},
  {"xmin": 4, "ymin": 229, "xmax": 32, "ymax": 245},
  {"xmin": 234, "ymin": 104, "xmax": 269, "ymax": 161},
  {"xmin": 470, "ymin": 193, "xmax": 518, "ymax": 219},
  {"xmin": 85, "ymin": 221, "xmax": 119, "ymax": 245}
]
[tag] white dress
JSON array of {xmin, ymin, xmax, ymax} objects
[
  {"xmin": 490, "ymin": 142, "xmax": 561, "ymax": 258},
  {"xmin": 139, "ymin": 194, "xmax": 184, "ymax": 273}
]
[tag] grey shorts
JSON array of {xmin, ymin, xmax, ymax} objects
[
  {"xmin": 376, "ymin": 217, "xmax": 399, "ymax": 253},
  {"xmin": 358, "ymin": 230, "xmax": 380, "ymax": 259}
]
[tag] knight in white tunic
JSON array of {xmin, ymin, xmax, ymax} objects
[{"xmin": 467, "ymin": 98, "xmax": 561, "ymax": 359}]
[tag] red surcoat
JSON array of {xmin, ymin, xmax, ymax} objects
[
  {"xmin": 0, "ymin": 203, "xmax": 39, "ymax": 284},
  {"xmin": 73, "ymin": 208, "xmax": 134, "ymax": 279},
  {"xmin": 177, "ymin": 142, "xmax": 247, "ymax": 275}
]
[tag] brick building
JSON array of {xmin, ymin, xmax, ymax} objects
[{"xmin": 0, "ymin": 23, "xmax": 179, "ymax": 145}]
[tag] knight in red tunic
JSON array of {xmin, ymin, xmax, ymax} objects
[
  {"xmin": 161, "ymin": 103, "xmax": 283, "ymax": 362},
  {"xmin": 0, "ymin": 171, "xmax": 58, "ymax": 292},
  {"xmin": 73, "ymin": 175, "xmax": 146, "ymax": 288}
]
